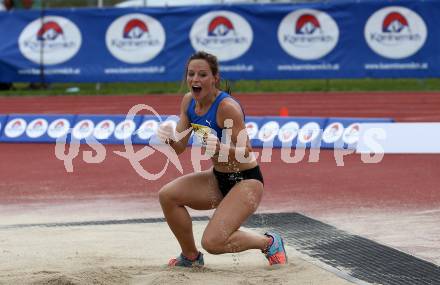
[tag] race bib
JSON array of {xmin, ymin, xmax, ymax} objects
[{"xmin": 191, "ymin": 123, "xmax": 211, "ymax": 145}]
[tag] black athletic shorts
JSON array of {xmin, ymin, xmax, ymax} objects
[{"xmin": 213, "ymin": 166, "xmax": 264, "ymax": 197}]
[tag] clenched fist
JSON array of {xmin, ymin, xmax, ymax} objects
[
  {"xmin": 157, "ymin": 121, "xmax": 175, "ymax": 144},
  {"xmin": 204, "ymin": 133, "xmax": 220, "ymax": 156}
]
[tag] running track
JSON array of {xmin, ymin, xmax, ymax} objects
[{"xmin": 0, "ymin": 92, "xmax": 439, "ymax": 214}]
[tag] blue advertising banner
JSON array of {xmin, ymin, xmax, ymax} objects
[
  {"xmin": 0, "ymin": 114, "xmax": 76, "ymax": 143},
  {"xmin": 0, "ymin": 0, "xmax": 438, "ymax": 83},
  {"xmin": 251, "ymin": 116, "xmax": 327, "ymax": 149},
  {"xmin": 133, "ymin": 115, "xmax": 161, "ymax": 145},
  {"xmin": 0, "ymin": 115, "xmax": 8, "ymax": 137},
  {"xmin": 321, "ymin": 117, "xmax": 394, "ymax": 150},
  {"xmin": 133, "ymin": 114, "xmax": 178, "ymax": 145},
  {"xmin": 0, "ymin": 113, "xmax": 394, "ymax": 149},
  {"xmin": 71, "ymin": 114, "xmax": 142, "ymax": 144}
]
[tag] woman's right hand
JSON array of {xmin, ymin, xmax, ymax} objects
[{"xmin": 157, "ymin": 121, "xmax": 176, "ymax": 144}]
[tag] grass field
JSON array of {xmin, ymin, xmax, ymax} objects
[{"xmin": 1, "ymin": 78, "xmax": 440, "ymax": 97}]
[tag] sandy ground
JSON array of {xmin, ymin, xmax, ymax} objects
[
  {"xmin": 0, "ymin": 221, "xmax": 355, "ymax": 285},
  {"xmin": 2, "ymin": 198, "xmax": 439, "ymax": 267}
]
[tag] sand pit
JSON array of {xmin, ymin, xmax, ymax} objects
[{"xmin": 0, "ymin": 221, "xmax": 354, "ymax": 285}]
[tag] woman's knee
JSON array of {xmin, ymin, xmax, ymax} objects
[
  {"xmin": 201, "ymin": 233, "xmax": 226, "ymax": 255},
  {"xmin": 158, "ymin": 183, "xmax": 177, "ymax": 206}
]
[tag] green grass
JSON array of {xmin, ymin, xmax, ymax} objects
[
  {"xmin": 234, "ymin": 78, "xmax": 440, "ymax": 93},
  {"xmin": 1, "ymin": 78, "xmax": 440, "ymax": 97}
]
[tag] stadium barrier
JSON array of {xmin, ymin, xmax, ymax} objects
[{"xmin": 0, "ymin": 113, "xmax": 393, "ymax": 150}]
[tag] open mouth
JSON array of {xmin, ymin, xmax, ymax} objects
[{"xmin": 192, "ymin": 85, "xmax": 202, "ymax": 94}]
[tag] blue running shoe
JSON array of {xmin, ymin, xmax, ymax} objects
[
  {"xmin": 263, "ymin": 232, "xmax": 288, "ymax": 265},
  {"xmin": 168, "ymin": 252, "xmax": 204, "ymax": 267}
]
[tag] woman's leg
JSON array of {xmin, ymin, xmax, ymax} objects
[
  {"xmin": 158, "ymin": 169, "xmax": 223, "ymax": 258},
  {"xmin": 201, "ymin": 179, "xmax": 271, "ymax": 254}
]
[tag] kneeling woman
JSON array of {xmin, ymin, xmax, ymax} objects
[{"xmin": 157, "ymin": 51, "xmax": 287, "ymax": 267}]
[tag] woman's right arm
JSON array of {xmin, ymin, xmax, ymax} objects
[{"xmin": 164, "ymin": 93, "xmax": 193, "ymax": 155}]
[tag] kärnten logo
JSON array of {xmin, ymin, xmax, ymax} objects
[
  {"xmin": 278, "ymin": 9, "xmax": 339, "ymax": 60},
  {"xmin": 278, "ymin": 122, "xmax": 300, "ymax": 143},
  {"xmin": 322, "ymin": 122, "xmax": 344, "ymax": 144},
  {"xmin": 298, "ymin": 122, "xmax": 321, "ymax": 143},
  {"xmin": 48, "ymin": 119, "xmax": 70, "ymax": 139},
  {"xmin": 245, "ymin": 122, "xmax": 259, "ymax": 140},
  {"xmin": 190, "ymin": 11, "xmax": 253, "ymax": 61},
  {"xmin": 342, "ymin": 123, "xmax": 361, "ymax": 145},
  {"xmin": 258, "ymin": 121, "xmax": 280, "ymax": 143},
  {"xmin": 137, "ymin": 119, "xmax": 159, "ymax": 140},
  {"xmin": 18, "ymin": 16, "xmax": 82, "ymax": 65},
  {"xmin": 106, "ymin": 14, "xmax": 166, "ymax": 64},
  {"xmin": 26, "ymin": 118, "xmax": 48, "ymax": 138},
  {"xmin": 72, "ymin": 119, "xmax": 94, "ymax": 140},
  {"xmin": 114, "ymin": 120, "xmax": 136, "ymax": 140},
  {"xmin": 5, "ymin": 118, "xmax": 27, "ymax": 138},
  {"xmin": 93, "ymin": 120, "xmax": 116, "ymax": 140},
  {"xmin": 364, "ymin": 6, "xmax": 427, "ymax": 59}
]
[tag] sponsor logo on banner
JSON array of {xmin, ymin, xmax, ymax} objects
[
  {"xmin": 26, "ymin": 118, "xmax": 48, "ymax": 138},
  {"xmin": 278, "ymin": 121, "xmax": 300, "ymax": 143},
  {"xmin": 245, "ymin": 122, "xmax": 259, "ymax": 140},
  {"xmin": 19, "ymin": 16, "xmax": 82, "ymax": 65},
  {"xmin": 93, "ymin": 120, "xmax": 115, "ymax": 140},
  {"xmin": 364, "ymin": 6, "xmax": 427, "ymax": 59},
  {"xmin": 137, "ymin": 119, "xmax": 159, "ymax": 140},
  {"xmin": 298, "ymin": 122, "xmax": 320, "ymax": 143},
  {"xmin": 106, "ymin": 14, "xmax": 166, "ymax": 64},
  {"xmin": 342, "ymin": 123, "xmax": 361, "ymax": 144},
  {"xmin": 190, "ymin": 11, "xmax": 253, "ymax": 61},
  {"xmin": 278, "ymin": 9, "xmax": 339, "ymax": 60},
  {"xmin": 258, "ymin": 121, "xmax": 280, "ymax": 142},
  {"xmin": 114, "ymin": 120, "xmax": 136, "ymax": 140},
  {"xmin": 72, "ymin": 119, "xmax": 94, "ymax": 140},
  {"xmin": 48, "ymin": 119, "xmax": 70, "ymax": 139},
  {"xmin": 4, "ymin": 118, "xmax": 27, "ymax": 138},
  {"xmin": 322, "ymin": 122, "xmax": 344, "ymax": 143}
]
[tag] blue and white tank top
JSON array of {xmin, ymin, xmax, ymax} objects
[{"xmin": 186, "ymin": 91, "xmax": 243, "ymax": 142}]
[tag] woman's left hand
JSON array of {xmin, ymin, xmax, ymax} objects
[{"xmin": 204, "ymin": 133, "xmax": 220, "ymax": 157}]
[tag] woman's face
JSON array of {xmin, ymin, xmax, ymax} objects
[{"xmin": 186, "ymin": 59, "xmax": 218, "ymax": 101}]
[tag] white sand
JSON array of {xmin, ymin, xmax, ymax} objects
[{"xmin": 0, "ymin": 221, "xmax": 354, "ymax": 285}]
